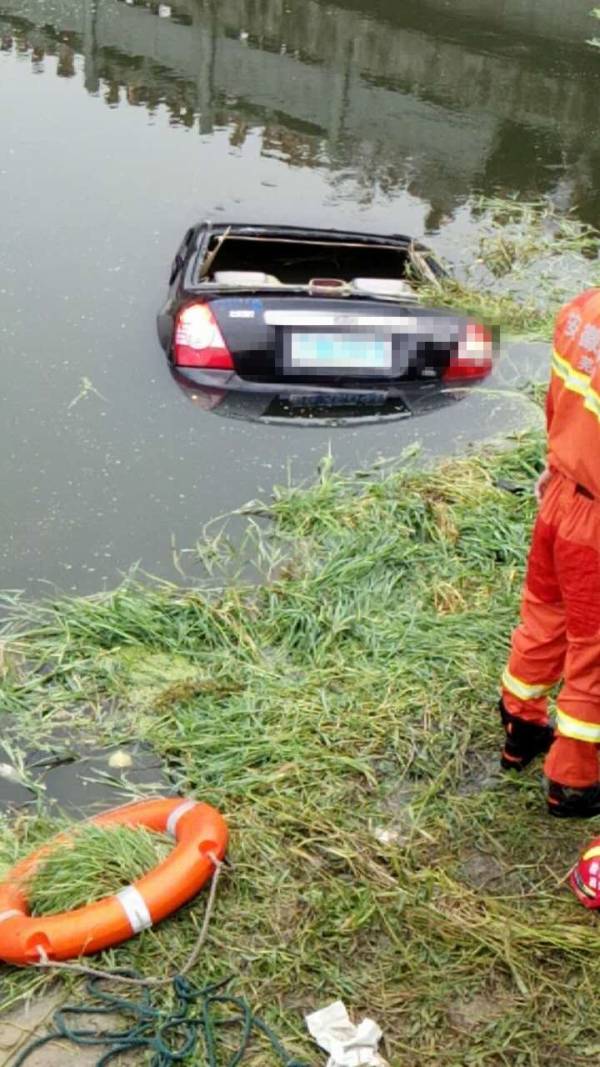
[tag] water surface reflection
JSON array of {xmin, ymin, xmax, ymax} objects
[
  {"xmin": 2, "ymin": 0, "xmax": 600, "ymax": 224},
  {"xmin": 0, "ymin": 0, "xmax": 591, "ymax": 593}
]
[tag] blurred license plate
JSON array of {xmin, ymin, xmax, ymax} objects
[
  {"xmin": 289, "ymin": 391, "xmax": 388, "ymax": 408},
  {"xmin": 290, "ymin": 332, "xmax": 392, "ymax": 369}
]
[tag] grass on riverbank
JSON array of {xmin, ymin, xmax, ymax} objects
[{"xmin": 2, "ymin": 430, "xmax": 600, "ymax": 1065}]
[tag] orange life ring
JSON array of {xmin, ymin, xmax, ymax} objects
[{"xmin": 0, "ymin": 796, "xmax": 228, "ymax": 965}]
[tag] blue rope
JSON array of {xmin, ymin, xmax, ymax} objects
[{"xmin": 12, "ymin": 971, "xmax": 308, "ymax": 1066}]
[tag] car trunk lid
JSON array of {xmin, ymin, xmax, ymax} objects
[{"xmin": 206, "ymin": 295, "xmax": 465, "ymax": 383}]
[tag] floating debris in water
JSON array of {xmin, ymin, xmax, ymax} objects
[
  {"xmin": 0, "ymin": 763, "xmax": 21, "ymax": 784},
  {"xmin": 108, "ymin": 750, "xmax": 134, "ymax": 769}
]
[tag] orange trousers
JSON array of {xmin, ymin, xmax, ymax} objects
[{"xmin": 502, "ymin": 471, "xmax": 600, "ymax": 788}]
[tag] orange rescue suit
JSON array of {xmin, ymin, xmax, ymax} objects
[{"xmin": 502, "ymin": 288, "xmax": 600, "ymax": 788}]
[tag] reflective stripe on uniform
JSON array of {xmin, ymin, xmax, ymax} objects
[
  {"xmin": 551, "ymin": 349, "xmax": 589, "ymax": 398},
  {"xmin": 584, "ymin": 383, "xmax": 600, "ymax": 421},
  {"xmin": 556, "ymin": 707, "xmax": 600, "ymax": 743},
  {"xmin": 551, "ymin": 348, "xmax": 600, "ymax": 428},
  {"xmin": 502, "ymin": 668, "xmax": 555, "ymax": 701}
]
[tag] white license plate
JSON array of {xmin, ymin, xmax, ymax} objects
[{"xmin": 290, "ymin": 332, "xmax": 392, "ymax": 370}]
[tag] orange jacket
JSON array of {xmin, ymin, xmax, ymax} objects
[{"xmin": 547, "ymin": 288, "xmax": 600, "ymax": 499}]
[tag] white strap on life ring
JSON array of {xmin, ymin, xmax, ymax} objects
[
  {"xmin": 166, "ymin": 799, "xmax": 197, "ymax": 837},
  {"xmin": 115, "ymin": 885, "xmax": 153, "ymax": 933},
  {"xmin": 0, "ymin": 910, "xmax": 21, "ymax": 924}
]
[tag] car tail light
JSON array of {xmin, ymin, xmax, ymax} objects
[
  {"xmin": 173, "ymin": 303, "xmax": 234, "ymax": 369},
  {"xmin": 443, "ymin": 322, "xmax": 494, "ymax": 381}
]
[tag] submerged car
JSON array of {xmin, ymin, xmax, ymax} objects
[{"xmin": 157, "ymin": 223, "xmax": 494, "ymax": 418}]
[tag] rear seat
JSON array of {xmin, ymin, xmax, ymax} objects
[
  {"xmin": 212, "ymin": 271, "xmax": 282, "ymax": 286},
  {"xmin": 351, "ymin": 277, "xmax": 416, "ymax": 298}
]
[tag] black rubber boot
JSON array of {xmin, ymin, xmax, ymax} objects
[
  {"xmin": 547, "ymin": 780, "xmax": 600, "ymax": 818},
  {"xmin": 499, "ymin": 700, "xmax": 554, "ymax": 772}
]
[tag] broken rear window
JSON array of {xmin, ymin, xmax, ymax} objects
[{"xmin": 200, "ymin": 234, "xmax": 411, "ymax": 287}]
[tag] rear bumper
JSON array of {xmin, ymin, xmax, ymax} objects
[
  {"xmin": 172, "ymin": 366, "xmax": 429, "ymax": 396},
  {"xmin": 170, "ymin": 366, "xmax": 475, "ymax": 420},
  {"xmin": 168, "ymin": 369, "xmax": 388, "ymax": 399}
]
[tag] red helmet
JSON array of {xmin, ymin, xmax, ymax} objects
[{"xmin": 570, "ymin": 838, "xmax": 600, "ymax": 908}]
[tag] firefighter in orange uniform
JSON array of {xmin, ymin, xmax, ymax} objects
[{"xmin": 500, "ymin": 288, "xmax": 600, "ymax": 816}]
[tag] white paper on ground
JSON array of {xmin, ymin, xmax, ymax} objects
[{"xmin": 305, "ymin": 1000, "xmax": 390, "ymax": 1067}]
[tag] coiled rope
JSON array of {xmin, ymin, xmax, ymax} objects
[
  {"xmin": 11, "ymin": 854, "xmax": 308, "ymax": 1066},
  {"xmin": 11, "ymin": 973, "xmax": 308, "ymax": 1066}
]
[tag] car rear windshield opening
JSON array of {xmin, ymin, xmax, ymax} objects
[{"xmin": 202, "ymin": 236, "xmax": 410, "ymax": 285}]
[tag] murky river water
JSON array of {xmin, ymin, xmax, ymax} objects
[{"xmin": 1, "ymin": 0, "xmax": 599, "ymax": 594}]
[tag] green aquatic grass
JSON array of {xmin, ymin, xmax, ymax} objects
[
  {"xmin": 474, "ymin": 197, "xmax": 600, "ymax": 275},
  {"xmin": 26, "ymin": 824, "xmax": 171, "ymax": 916},
  {"xmin": 419, "ymin": 276, "xmax": 554, "ymax": 338},
  {"xmin": 2, "ymin": 430, "xmax": 600, "ymax": 1064},
  {"xmin": 419, "ymin": 196, "xmax": 600, "ymax": 339}
]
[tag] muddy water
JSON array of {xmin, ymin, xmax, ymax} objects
[{"xmin": 1, "ymin": 0, "xmax": 598, "ymax": 594}]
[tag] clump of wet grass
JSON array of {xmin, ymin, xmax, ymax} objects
[
  {"xmin": 421, "ymin": 195, "xmax": 600, "ymax": 339},
  {"xmin": 3, "ymin": 431, "xmax": 600, "ymax": 1063},
  {"xmin": 476, "ymin": 198, "xmax": 600, "ymax": 276},
  {"xmin": 419, "ymin": 276, "xmax": 554, "ymax": 337},
  {"xmin": 26, "ymin": 824, "xmax": 171, "ymax": 916}
]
